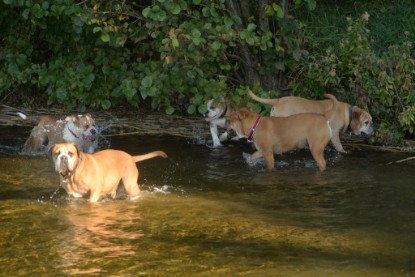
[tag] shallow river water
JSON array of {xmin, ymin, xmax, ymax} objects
[{"xmin": 0, "ymin": 126, "xmax": 414, "ymax": 276}]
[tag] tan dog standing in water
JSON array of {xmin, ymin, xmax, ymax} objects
[
  {"xmin": 227, "ymin": 94, "xmax": 339, "ymax": 171},
  {"xmin": 50, "ymin": 142, "xmax": 168, "ymax": 202},
  {"xmin": 248, "ymin": 90, "xmax": 374, "ymax": 153}
]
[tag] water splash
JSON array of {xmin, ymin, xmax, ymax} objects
[
  {"xmin": 96, "ymin": 121, "xmax": 113, "ymax": 150},
  {"xmin": 190, "ymin": 126, "xmax": 206, "ymax": 145}
]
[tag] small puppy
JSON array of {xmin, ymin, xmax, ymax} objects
[
  {"xmin": 22, "ymin": 113, "xmax": 98, "ymax": 154},
  {"xmin": 50, "ymin": 142, "xmax": 168, "ymax": 202},
  {"xmin": 227, "ymin": 94, "xmax": 339, "ymax": 171},
  {"xmin": 248, "ymin": 90, "xmax": 374, "ymax": 153},
  {"xmin": 203, "ymin": 98, "xmax": 239, "ymax": 147}
]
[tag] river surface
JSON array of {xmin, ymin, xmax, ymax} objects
[{"xmin": 0, "ymin": 126, "xmax": 414, "ymax": 276}]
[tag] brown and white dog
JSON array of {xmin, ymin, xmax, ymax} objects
[
  {"xmin": 248, "ymin": 90, "xmax": 374, "ymax": 153},
  {"xmin": 203, "ymin": 98, "xmax": 245, "ymax": 147},
  {"xmin": 22, "ymin": 113, "xmax": 99, "ymax": 154},
  {"xmin": 227, "ymin": 94, "xmax": 339, "ymax": 171},
  {"xmin": 50, "ymin": 142, "xmax": 168, "ymax": 202}
]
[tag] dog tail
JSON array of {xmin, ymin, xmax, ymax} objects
[
  {"xmin": 133, "ymin": 151, "xmax": 168, "ymax": 162},
  {"xmin": 324, "ymin": 93, "xmax": 338, "ymax": 120},
  {"xmin": 248, "ymin": 90, "xmax": 279, "ymax": 106}
]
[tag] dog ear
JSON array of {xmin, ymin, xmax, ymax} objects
[
  {"xmin": 72, "ymin": 142, "xmax": 83, "ymax": 160},
  {"xmin": 65, "ymin": 115, "xmax": 76, "ymax": 122},
  {"xmin": 47, "ymin": 144, "xmax": 57, "ymax": 161},
  {"xmin": 237, "ymin": 109, "xmax": 249, "ymax": 120}
]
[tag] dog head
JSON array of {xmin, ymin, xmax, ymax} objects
[
  {"xmin": 203, "ymin": 98, "xmax": 227, "ymax": 122},
  {"xmin": 49, "ymin": 142, "xmax": 82, "ymax": 182},
  {"xmin": 65, "ymin": 113, "xmax": 97, "ymax": 142},
  {"xmin": 226, "ymin": 109, "xmax": 252, "ymax": 137},
  {"xmin": 350, "ymin": 107, "xmax": 374, "ymax": 137}
]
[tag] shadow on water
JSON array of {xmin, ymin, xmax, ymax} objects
[{"xmin": 1, "ymin": 125, "xmax": 415, "ymax": 276}]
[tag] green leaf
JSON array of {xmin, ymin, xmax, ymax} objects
[
  {"xmin": 198, "ymin": 104, "xmax": 207, "ymax": 114},
  {"xmin": 101, "ymin": 100, "xmax": 111, "ymax": 109},
  {"xmin": 211, "ymin": 41, "xmax": 221, "ymax": 50},
  {"xmin": 32, "ymin": 3, "xmax": 43, "ymax": 18},
  {"xmin": 187, "ymin": 104, "xmax": 196, "ymax": 114},
  {"xmin": 170, "ymin": 3, "xmax": 181, "ymax": 15},
  {"xmin": 93, "ymin": 27, "xmax": 102, "ymax": 33},
  {"xmin": 247, "ymin": 23, "xmax": 256, "ymax": 32},
  {"xmin": 191, "ymin": 28, "xmax": 201, "ymax": 38},
  {"xmin": 101, "ymin": 32, "xmax": 110, "ymax": 42},
  {"xmin": 22, "ymin": 9, "xmax": 30, "ymax": 19},
  {"xmin": 141, "ymin": 76, "xmax": 153, "ymax": 88},
  {"xmin": 224, "ymin": 16, "xmax": 233, "ymax": 28},
  {"xmin": 142, "ymin": 7, "xmax": 151, "ymax": 18},
  {"xmin": 165, "ymin": 106, "xmax": 175, "ymax": 115},
  {"xmin": 172, "ymin": 38, "xmax": 179, "ymax": 48}
]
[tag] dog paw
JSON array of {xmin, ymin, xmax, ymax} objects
[
  {"xmin": 242, "ymin": 152, "xmax": 252, "ymax": 164},
  {"xmin": 210, "ymin": 142, "xmax": 223, "ymax": 148},
  {"xmin": 219, "ymin": 132, "xmax": 229, "ymax": 141}
]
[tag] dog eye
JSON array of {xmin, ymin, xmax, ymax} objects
[{"xmin": 365, "ymin": 120, "xmax": 369, "ymax": 125}]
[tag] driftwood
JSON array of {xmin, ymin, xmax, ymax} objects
[
  {"xmin": 1, "ymin": 104, "xmax": 414, "ymax": 153},
  {"xmin": 0, "ymin": 104, "xmax": 210, "ymax": 138},
  {"xmin": 386, "ymin": 156, "xmax": 415, "ymax": 165}
]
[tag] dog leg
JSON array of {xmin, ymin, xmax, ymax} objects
[
  {"xmin": 262, "ymin": 151, "xmax": 275, "ymax": 170},
  {"xmin": 310, "ymin": 147, "xmax": 327, "ymax": 171},
  {"xmin": 89, "ymin": 190, "xmax": 101, "ymax": 203},
  {"xmin": 122, "ymin": 169, "xmax": 141, "ymax": 200},
  {"xmin": 209, "ymin": 123, "xmax": 222, "ymax": 147},
  {"xmin": 219, "ymin": 131, "xmax": 228, "ymax": 142},
  {"xmin": 245, "ymin": 150, "xmax": 264, "ymax": 167},
  {"xmin": 330, "ymin": 134, "xmax": 347, "ymax": 153}
]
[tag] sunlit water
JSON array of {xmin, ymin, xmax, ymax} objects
[{"xmin": 0, "ymin": 126, "xmax": 414, "ymax": 276}]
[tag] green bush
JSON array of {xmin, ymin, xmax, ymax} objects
[
  {"xmin": 293, "ymin": 12, "xmax": 415, "ymax": 144},
  {"xmin": 0, "ymin": 0, "xmax": 312, "ymax": 114}
]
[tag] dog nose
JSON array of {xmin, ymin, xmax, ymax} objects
[
  {"xmin": 90, "ymin": 128, "xmax": 97, "ymax": 134},
  {"xmin": 60, "ymin": 155, "xmax": 67, "ymax": 161}
]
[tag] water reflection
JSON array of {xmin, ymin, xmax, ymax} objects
[
  {"xmin": 57, "ymin": 201, "xmax": 144, "ymax": 275},
  {"xmin": 1, "ymin": 127, "xmax": 415, "ymax": 276}
]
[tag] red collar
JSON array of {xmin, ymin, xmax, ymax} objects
[
  {"xmin": 247, "ymin": 116, "xmax": 261, "ymax": 141},
  {"xmin": 68, "ymin": 128, "xmax": 79, "ymax": 139}
]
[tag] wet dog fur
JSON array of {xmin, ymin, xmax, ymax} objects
[
  {"xmin": 227, "ymin": 94, "xmax": 340, "ymax": 171},
  {"xmin": 248, "ymin": 90, "xmax": 374, "ymax": 153},
  {"xmin": 22, "ymin": 113, "xmax": 98, "ymax": 154},
  {"xmin": 50, "ymin": 142, "xmax": 168, "ymax": 202}
]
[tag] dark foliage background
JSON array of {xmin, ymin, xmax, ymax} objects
[{"xmin": 1, "ymin": 0, "xmax": 414, "ymax": 144}]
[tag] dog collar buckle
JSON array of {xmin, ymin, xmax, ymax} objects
[{"xmin": 248, "ymin": 116, "xmax": 261, "ymax": 141}]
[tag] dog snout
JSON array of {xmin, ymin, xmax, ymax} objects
[{"xmin": 90, "ymin": 128, "xmax": 97, "ymax": 135}]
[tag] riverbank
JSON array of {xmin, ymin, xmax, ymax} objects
[{"xmin": 1, "ymin": 104, "xmax": 414, "ymax": 153}]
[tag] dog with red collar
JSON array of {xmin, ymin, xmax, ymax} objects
[
  {"xmin": 22, "ymin": 113, "xmax": 99, "ymax": 154},
  {"xmin": 226, "ymin": 94, "xmax": 340, "ymax": 171}
]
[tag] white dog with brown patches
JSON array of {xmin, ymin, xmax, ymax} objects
[
  {"xmin": 248, "ymin": 90, "xmax": 374, "ymax": 153},
  {"xmin": 22, "ymin": 113, "xmax": 98, "ymax": 154},
  {"xmin": 203, "ymin": 98, "xmax": 246, "ymax": 147},
  {"xmin": 50, "ymin": 142, "xmax": 168, "ymax": 202}
]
